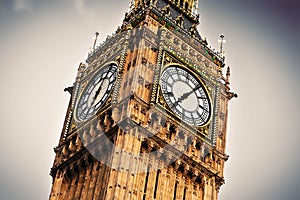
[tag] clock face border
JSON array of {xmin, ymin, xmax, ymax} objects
[
  {"xmin": 74, "ymin": 62, "xmax": 119, "ymax": 122},
  {"xmin": 159, "ymin": 63, "xmax": 213, "ymax": 127}
]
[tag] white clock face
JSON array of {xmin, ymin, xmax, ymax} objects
[
  {"xmin": 160, "ymin": 66, "xmax": 212, "ymax": 126},
  {"xmin": 75, "ymin": 63, "xmax": 118, "ymax": 122}
]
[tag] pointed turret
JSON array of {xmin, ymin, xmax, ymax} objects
[
  {"xmin": 225, "ymin": 66, "xmax": 231, "ymax": 92},
  {"xmin": 225, "ymin": 66, "xmax": 238, "ymax": 99}
]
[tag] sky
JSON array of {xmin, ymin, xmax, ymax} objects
[{"xmin": 0, "ymin": 0, "xmax": 299, "ymax": 200}]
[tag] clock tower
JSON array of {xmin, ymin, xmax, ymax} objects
[{"xmin": 49, "ymin": 0, "xmax": 236, "ymax": 199}]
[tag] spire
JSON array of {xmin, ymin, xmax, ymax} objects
[
  {"xmin": 218, "ymin": 34, "xmax": 226, "ymax": 58},
  {"xmin": 93, "ymin": 32, "xmax": 99, "ymax": 51},
  {"xmin": 225, "ymin": 66, "xmax": 230, "ymax": 86},
  {"xmin": 225, "ymin": 66, "xmax": 238, "ymax": 100}
]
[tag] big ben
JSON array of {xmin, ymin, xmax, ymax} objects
[{"xmin": 49, "ymin": 0, "xmax": 236, "ymax": 199}]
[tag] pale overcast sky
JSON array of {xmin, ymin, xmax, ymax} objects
[{"xmin": 0, "ymin": 0, "xmax": 299, "ymax": 200}]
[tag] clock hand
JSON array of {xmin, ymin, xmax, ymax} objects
[
  {"xmin": 91, "ymin": 78, "xmax": 107, "ymax": 108},
  {"xmin": 177, "ymin": 90, "xmax": 193, "ymax": 102},
  {"xmin": 89, "ymin": 85, "xmax": 101, "ymax": 109},
  {"xmin": 91, "ymin": 65, "xmax": 115, "ymax": 105},
  {"xmin": 199, "ymin": 104, "xmax": 208, "ymax": 113},
  {"xmin": 176, "ymin": 84, "xmax": 201, "ymax": 103},
  {"xmin": 164, "ymin": 91, "xmax": 174, "ymax": 96},
  {"xmin": 93, "ymin": 80, "xmax": 103, "ymax": 100}
]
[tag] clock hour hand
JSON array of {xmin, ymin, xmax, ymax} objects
[{"xmin": 199, "ymin": 104, "xmax": 208, "ymax": 112}]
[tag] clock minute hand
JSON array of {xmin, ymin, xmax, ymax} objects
[
  {"xmin": 93, "ymin": 81, "xmax": 103, "ymax": 100},
  {"xmin": 93, "ymin": 66, "xmax": 114, "ymax": 100},
  {"xmin": 173, "ymin": 90, "xmax": 193, "ymax": 106},
  {"xmin": 91, "ymin": 78, "xmax": 106, "ymax": 108},
  {"xmin": 177, "ymin": 84, "xmax": 201, "ymax": 103},
  {"xmin": 177, "ymin": 90, "xmax": 193, "ymax": 102},
  {"xmin": 89, "ymin": 82, "xmax": 102, "ymax": 109},
  {"xmin": 91, "ymin": 65, "xmax": 115, "ymax": 107}
]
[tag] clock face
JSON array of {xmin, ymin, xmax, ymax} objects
[
  {"xmin": 75, "ymin": 63, "xmax": 118, "ymax": 122},
  {"xmin": 160, "ymin": 65, "xmax": 212, "ymax": 126}
]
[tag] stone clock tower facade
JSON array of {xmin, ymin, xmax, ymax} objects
[{"xmin": 49, "ymin": 0, "xmax": 236, "ymax": 199}]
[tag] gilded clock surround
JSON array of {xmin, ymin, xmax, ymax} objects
[
  {"xmin": 159, "ymin": 70, "xmax": 211, "ymax": 126},
  {"xmin": 156, "ymin": 51, "xmax": 217, "ymax": 142}
]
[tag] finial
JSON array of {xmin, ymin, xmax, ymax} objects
[
  {"xmin": 175, "ymin": 14, "xmax": 184, "ymax": 27},
  {"xmin": 78, "ymin": 62, "xmax": 86, "ymax": 72},
  {"xmin": 202, "ymin": 38, "xmax": 208, "ymax": 46},
  {"xmin": 128, "ymin": 0, "xmax": 134, "ymax": 12},
  {"xmin": 93, "ymin": 32, "xmax": 99, "ymax": 51},
  {"xmin": 162, "ymin": 4, "xmax": 170, "ymax": 16},
  {"xmin": 126, "ymin": 24, "xmax": 133, "ymax": 30},
  {"xmin": 226, "ymin": 66, "xmax": 231, "ymax": 77},
  {"xmin": 225, "ymin": 66, "xmax": 238, "ymax": 99},
  {"xmin": 77, "ymin": 62, "xmax": 87, "ymax": 80},
  {"xmin": 225, "ymin": 66, "xmax": 231, "ymax": 85},
  {"xmin": 225, "ymin": 66, "xmax": 231, "ymax": 91},
  {"xmin": 218, "ymin": 34, "xmax": 226, "ymax": 57},
  {"xmin": 189, "ymin": 23, "xmax": 196, "ymax": 37}
]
